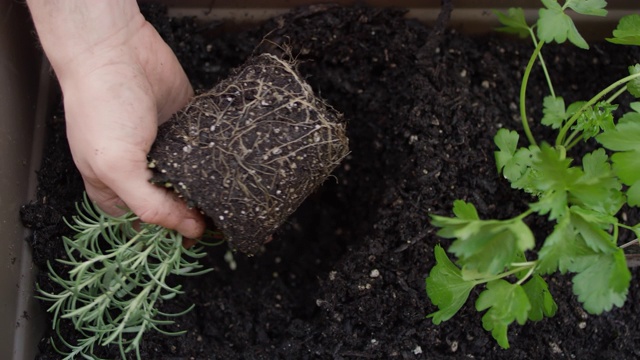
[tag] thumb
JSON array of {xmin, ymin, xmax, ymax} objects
[{"xmin": 103, "ymin": 162, "xmax": 206, "ymax": 240}]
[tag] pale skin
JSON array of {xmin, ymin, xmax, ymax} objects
[{"xmin": 27, "ymin": 0, "xmax": 204, "ymax": 246}]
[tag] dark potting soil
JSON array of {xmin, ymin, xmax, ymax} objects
[{"xmin": 21, "ymin": 4, "xmax": 640, "ymax": 360}]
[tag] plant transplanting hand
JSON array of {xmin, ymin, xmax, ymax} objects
[{"xmin": 26, "ymin": 0, "xmax": 205, "ymax": 243}]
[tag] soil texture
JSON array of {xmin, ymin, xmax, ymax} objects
[{"xmin": 21, "ymin": 4, "xmax": 640, "ymax": 360}]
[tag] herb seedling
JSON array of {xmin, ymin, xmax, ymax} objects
[
  {"xmin": 38, "ymin": 194, "xmax": 218, "ymax": 359},
  {"xmin": 426, "ymin": 1, "xmax": 640, "ymax": 349}
]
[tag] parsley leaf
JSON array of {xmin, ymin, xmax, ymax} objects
[
  {"xmin": 571, "ymin": 102, "xmax": 617, "ymax": 140},
  {"xmin": 571, "ymin": 249, "xmax": 630, "ymax": 314},
  {"xmin": 541, "ymin": 96, "xmax": 567, "ymax": 129},
  {"xmin": 528, "ymin": 144, "xmax": 581, "ymax": 220},
  {"xmin": 537, "ymin": 214, "xmax": 584, "ymax": 274},
  {"xmin": 627, "ymin": 64, "xmax": 640, "ymax": 98},
  {"xmin": 431, "ymin": 202, "xmax": 535, "ymax": 277},
  {"xmin": 569, "ymin": 206, "xmax": 618, "ymax": 254},
  {"xmin": 452, "ymin": 199, "xmax": 479, "ymax": 220},
  {"xmin": 495, "ymin": 129, "xmax": 534, "ymax": 184},
  {"xmin": 494, "ymin": 8, "xmax": 531, "ymax": 38},
  {"xmin": 607, "ymin": 14, "xmax": 640, "ymax": 46},
  {"xmin": 597, "ymin": 109, "xmax": 640, "ymax": 206},
  {"xmin": 476, "ymin": 280, "xmax": 531, "ymax": 349},
  {"xmin": 522, "ymin": 274, "xmax": 558, "ymax": 321},
  {"xmin": 537, "ymin": 0, "xmax": 589, "ymax": 49},
  {"xmin": 425, "ymin": 245, "xmax": 475, "ymax": 324},
  {"xmin": 570, "ymin": 149, "xmax": 624, "ymax": 215},
  {"xmin": 565, "ymin": 0, "xmax": 607, "ymax": 17}
]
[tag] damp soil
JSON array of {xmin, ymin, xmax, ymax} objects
[{"xmin": 21, "ymin": 4, "xmax": 640, "ymax": 360}]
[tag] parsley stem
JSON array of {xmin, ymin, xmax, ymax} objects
[
  {"xmin": 564, "ymin": 85, "xmax": 627, "ymax": 150},
  {"xmin": 529, "ymin": 30, "xmax": 555, "ymax": 98},
  {"xmin": 476, "ymin": 263, "xmax": 537, "ymax": 285},
  {"xmin": 516, "ymin": 266, "xmax": 536, "ymax": 286},
  {"xmin": 564, "ymin": 132, "xmax": 583, "ymax": 151},
  {"xmin": 520, "ymin": 40, "xmax": 545, "ymax": 147},
  {"xmin": 620, "ymin": 239, "xmax": 639, "ymax": 249},
  {"xmin": 515, "ymin": 208, "xmax": 534, "ymax": 221},
  {"xmin": 606, "ymin": 86, "xmax": 628, "ymax": 104},
  {"xmin": 557, "ymin": 72, "xmax": 640, "ymax": 146}
]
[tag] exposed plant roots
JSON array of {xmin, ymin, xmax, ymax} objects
[{"xmin": 149, "ymin": 53, "xmax": 349, "ymax": 253}]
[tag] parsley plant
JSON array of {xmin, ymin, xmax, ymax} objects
[{"xmin": 426, "ymin": 1, "xmax": 640, "ymax": 349}]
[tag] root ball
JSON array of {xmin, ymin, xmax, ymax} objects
[{"xmin": 149, "ymin": 53, "xmax": 349, "ymax": 253}]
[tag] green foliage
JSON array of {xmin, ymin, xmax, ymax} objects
[
  {"xmin": 426, "ymin": 0, "xmax": 640, "ymax": 349},
  {"xmin": 425, "ymin": 245, "xmax": 475, "ymax": 324},
  {"xmin": 37, "ymin": 194, "xmax": 216, "ymax": 359},
  {"xmin": 607, "ymin": 14, "xmax": 640, "ymax": 45},
  {"xmin": 476, "ymin": 280, "xmax": 531, "ymax": 349},
  {"xmin": 522, "ymin": 274, "xmax": 557, "ymax": 321},
  {"xmin": 493, "ymin": 8, "xmax": 530, "ymax": 38},
  {"xmin": 431, "ymin": 201, "xmax": 534, "ymax": 277}
]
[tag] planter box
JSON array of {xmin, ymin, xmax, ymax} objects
[{"xmin": 2, "ymin": 1, "xmax": 637, "ymax": 359}]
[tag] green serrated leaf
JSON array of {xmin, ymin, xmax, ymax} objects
[
  {"xmin": 627, "ymin": 64, "xmax": 640, "ymax": 98},
  {"xmin": 493, "ymin": 8, "xmax": 531, "ymax": 38},
  {"xmin": 452, "ymin": 199, "xmax": 480, "ymax": 220},
  {"xmin": 447, "ymin": 224, "xmax": 518, "ymax": 276},
  {"xmin": 537, "ymin": 215, "xmax": 582, "ymax": 274},
  {"xmin": 607, "ymin": 14, "xmax": 640, "ymax": 45},
  {"xmin": 569, "ymin": 206, "xmax": 618, "ymax": 254},
  {"xmin": 537, "ymin": 0, "xmax": 589, "ymax": 49},
  {"xmin": 534, "ymin": 144, "xmax": 581, "ymax": 192},
  {"xmin": 528, "ymin": 144, "xmax": 581, "ymax": 219},
  {"xmin": 509, "ymin": 149, "xmax": 535, "ymax": 186},
  {"xmin": 495, "ymin": 129, "xmax": 534, "ymax": 184},
  {"xmin": 571, "ymin": 102, "xmax": 617, "ymax": 140},
  {"xmin": 570, "ymin": 149, "xmax": 624, "ymax": 216},
  {"xmin": 495, "ymin": 128, "xmax": 519, "ymax": 170},
  {"xmin": 597, "ymin": 115, "xmax": 640, "ymax": 152},
  {"xmin": 565, "ymin": 0, "xmax": 607, "ymax": 16},
  {"xmin": 609, "ymin": 150, "xmax": 640, "ymax": 205},
  {"xmin": 630, "ymin": 102, "xmax": 640, "ymax": 113},
  {"xmin": 431, "ymin": 205, "xmax": 535, "ymax": 277},
  {"xmin": 626, "ymin": 180, "xmax": 640, "ymax": 207},
  {"xmin": 597, "ymin": 111, "xmax": 640, "ymax": 206},
  {"xmin": 567, "ymin": 101, "xmax": 587, "ymax": 116},
  {"xmin": 426, "ymin": 245, "xmax": 476, "ymax": 324},
  {"xmin": 579, "ymin": 148, "xmax": 614, "ymax": 180},
  {"xmin": 449, "ymin": 220, "xmax": 534, "ymax": 277},
  {"xmin": 509, "ymin": 147, "xmax": 539, "ymax": 192},
  {"xmin": 522, "ymin": 274, "xmax": 558, "ymax": 321},
  {"xmin": 571, "ymin": 249, "xmax": 630, "ymax": 314},
  {"xmin": 476, "ymin": 280, "xmax": 531, "ymax": 349},
  {"xmin": 541, "ymin": 96, "xmax": 567, "ymax": 129}
]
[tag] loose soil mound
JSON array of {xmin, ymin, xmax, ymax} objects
[{"xmin": 22, "ymin": 5, "xmax": 640, "ymax": 359}]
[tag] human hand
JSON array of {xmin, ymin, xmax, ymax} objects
[{"xmin": 28, "ymin": 1, "xmax": 205, "ymax": 243}]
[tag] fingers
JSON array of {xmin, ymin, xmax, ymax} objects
[
  {"xmin": 90, "ymin": 181, "xmax": 206, "ymax": 241},
  {"xmin": 182, "ymin": 237, "xmax": 199, "ymax": 249},
  {"xmin": 112, "ymin": 175, "xmax": 205, "ymax": 240},
  {"xmin": 83, "ymin": 153, "xmax": 206, "ymax": 241},
  {"xmin": 86, "ymin": 179, "xmax": 203, "ymax": 248}
]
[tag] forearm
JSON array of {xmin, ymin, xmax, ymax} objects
[{"xmin": 26, "ymin": 0, "xmax": 145, "ymax": 78}]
